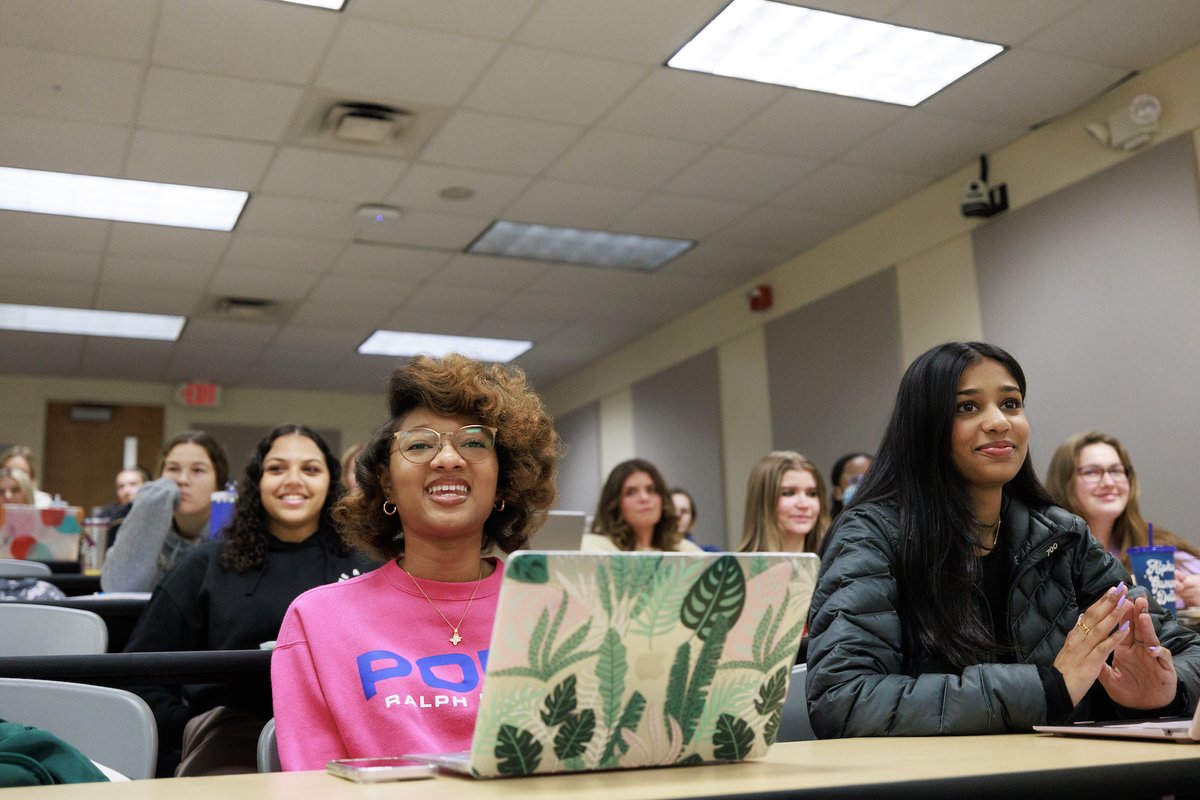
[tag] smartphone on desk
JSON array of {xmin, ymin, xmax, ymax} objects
[{"xmin": 326, "ymin": 757, "xmax": 437, "ymax": 783}]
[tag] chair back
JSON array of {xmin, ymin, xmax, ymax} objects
[
  {"xmin": 0, "ymin": 677, "xmax": 157, "ymax": 779},
  {"xmin": 0, "ymin": 604, "xmax": 107, "ymax": 655},
  {"xmin": 257, "ymin": 717, "xmax": 280, "ymax": 772},
  {"xmin": 0, "ymin": 557, "xmax": 51, "ymax": 576},
  {"xmin": 776, "ymin": 663, "xmax": 816, "ymax": 742}
]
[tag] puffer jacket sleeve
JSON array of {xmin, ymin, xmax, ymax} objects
[{"xmin": 805, "ymin": 505, "xmax": 1046, "ymax": 737}]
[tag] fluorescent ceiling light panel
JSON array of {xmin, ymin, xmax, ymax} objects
[
  {"xmin": 0, "ymin": 166, "xmax": 248, "ymax": 231},
  {"xmin": 276, "ymin": 0, "xmax": 346, "ymax": 9},
  {"xmin": 668, "ymin": 0, "xmax": 1004, "ymax": 106},
  {"xmin": 468, "ymin": 220, "xmax": 693, "ymax": 271},
  {"xmin": 359, "ymin": 331, "xmax": 533, "ymax": 363},
  {"xmin": 0, "ymin": 304, "xmax": 185, "ymax": 341}
]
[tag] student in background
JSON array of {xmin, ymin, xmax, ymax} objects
[
  {"xmin": 0, "ymin": 467, "xmax": 33, "ymax": 505},
  {"xmin": 829, "ymin": 452, "xmax": 872, "ymax": 519},
  {"xmin": 738, "ymin": 451, "xmax": 830, "ymax": 553},
  {"xmin": 125, "ymin": 424, "xmax": 374, "ymax": 776},
  {"xmin": 115, "ymin": 466, "xmax": 149, "ymax": 505},
  {"xmin": 671, "ymin": 486, "xmax": 721, "ymax": 551},
  {"xmin": 101, "ymin": 432, "xmax": 229, "ymax": 592},
  {"xmin": 1046, "ymin": 431, "xmax": 1200, "ymax": 608},
  {"xmin": 583, "ymin": 459, "xmax": 702, "ymax": 552},
  {"xmin": 807, "ymin": 341, "xmax": 1200, "ymax": 738},
  {"xmin": 0, "ymin": 446, "xmax": 53, "ymax": 507},
  {"xmin": 272, "ymin": 355, "xmax": 561, "ymax": 770}
]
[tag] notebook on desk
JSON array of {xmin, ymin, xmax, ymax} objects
[
  {"xmin": 405, "ymin": 550, "xmax": 819, "ymax": 778},
  {"xmin": 1033, "ymin": 701, "xmax": 1200, "ymax": 743}
]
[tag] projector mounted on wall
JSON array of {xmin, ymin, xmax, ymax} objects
[{"xmin": 960, "ymin": 155, "xmax": 1008, "ymax": 219}]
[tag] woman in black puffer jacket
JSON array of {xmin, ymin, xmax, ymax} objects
[{"xmin": 806, "ymin": 341, "xmax": 1200, "ymax": 737}]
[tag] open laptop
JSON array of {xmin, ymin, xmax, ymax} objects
[
  {"xmin": 406, "ymin": 550, "xmax": 819, "ymax": 778},
  {"xmin": 526, "ymin": 510, "xmax": 588, "ymax": 550},
  {"xmin": 1034, "ymin": 702, "xmax": 1200, "ymax": 743}
]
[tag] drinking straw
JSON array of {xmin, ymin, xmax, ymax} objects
[{"xmin": 1148, "ymin": 522, "xmax": 1154, "ymax": 548}]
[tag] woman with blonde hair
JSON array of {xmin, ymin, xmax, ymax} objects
[
  {"xmin": 0, "ymin": 467, "xmax": 34, "ymax": 505},
  {"xmin": 738, "ymin": 451, "xmax": 830, "ymax": 553},
  {"xmin": 583, "ymin": 459, "xmax": 701, "ymax": 552},
  {"xmin": 1046, "ymin": 431, "xmax": 1200, "ymax": 607}
]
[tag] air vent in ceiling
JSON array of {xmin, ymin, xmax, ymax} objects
[
  {"xmin": 212, "ymin": 297, "xmax": 279, "ymax": 321},
  {"xmin": 324, "ymin": 102, "xmax": 413, "ymax": 145},
  {"xmin": 285, "ymin": 90, "xmax": 447, "ymax": 157}
]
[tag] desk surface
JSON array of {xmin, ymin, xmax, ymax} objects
[{"xmin": 6, "ymin": 735, "xmax": 1199, "ymax": 799}]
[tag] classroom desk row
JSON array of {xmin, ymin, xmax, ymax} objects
[
  {"xmin": 4, "ymin": 735, "xmax": 1198, "ymax": 799},
  {"xmin": 0, "ymin": 649, "xmax": 271, "ymax": 687}
]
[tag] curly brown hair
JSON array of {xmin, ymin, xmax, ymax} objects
[
  {"xmin": 334, "ymin": 354, "xmax": 562, "ymax": 561},
  {"xmin": 591, "ymin": 458, "xmax": 682, "ymax": 551}
]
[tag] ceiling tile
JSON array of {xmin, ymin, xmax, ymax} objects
[
  {"xmin": 272, "ymin": 325, "xmax": 372, "ymax": 351},
  {"xmin": 0, "ymin": 115, "xmax": 128, "ymax": 175},
  {"xmin": 93, "ymin": 285, "xmax": 203, "ymax": 316},
  {"xmin": 222, "ymin": 233, "xmax": 346, "ymax": 273},
  {"xmin": 101, "ymin": 255, "xmax": 215, "ymax": 292},
  {"xmin": 377, "ymin": 308, "xmax": 482, "ymax": 336},
  {"xmin": 138, "ymin": 67, "xmax": 303, "ymax": 141},
  {"xmin": 712, "ymin": 206, "xmax": 858, "ymax": 252},
  {"xmin": 288, "ymin": 300, "xmax": 390, "ymax": 330},
  {"xmin": 317, "ymin": 18, "xmax": 500, "ymax": 105},
  {"xmin": 78, "ymin": 338, "xmax": 174, "ymax": 378},
  {"xmin": 237, "ymin": 195, "xmax": 356, "ymax": 240},
  {"xmin": 0, "ymin": 0, "xmax": 157, "ymax": 61},
  {"xmin": 839, "ymin": 111, "xmax": 1026, "ymax": 177},
  {"xmin": 0, "ymin": 331, "xmax": 85, "ymax": 373},
  {"xmin": 464, "ymin": 46, "xmax": 647, "ymax": 126},
  {"xmin": 0, "ymin": 246, "xmax": 102, "ymax": 282},
  {"xmin": 469, "ymin": 315, "xmax": 567, "ymax": 342},
  {"xmin": 599, "ymin": 69, "xmax": 782, "ymax": 143},
  {"xmin": 920, "ymin": 49, "xmax": 1126, "ymax": 127},
  {"xmin": 661, "ymin": 242, "xmax": 793, "ymax": 279},
  {"xmin": 547, "ymin": 130, "xmax": 706, "ymax": 189},
  {"xmin": 351, "ymin": 210, "xmax": 490, "ymax": 251},
  {"xmin": 514, "ymin": 0, "xmax": 729, "ymax": 64},
  {"xmin": 1023, "ymin": 0, "xmax": 1200, "ymax": 70},
  {"xmin": 724, "ymin": 91, "xmax": 904, "ymax": 160},
  {"xmin": 664, "ymin": 148, "xmax": 820, "ymax": 203},
  {"xmin": 178, "ymin": 319, "xmax": 279, "ymax": 346},
  {"xmin": 331, "ymin": 243, "xmax": 453, "ymax": 281},
  {"xmin": 771, "ymin": 162, "xmax": 932, "ymax": 217},
  {"xmin": 885, "ymin": 0, "xmax": 1086, "ymax": 43},
  {"xmin": 400, "ymin": 283, "xmax": 518, "ymax": 317},
  {"xmin": 2, "ymin": 277, "xmax": 95, "ymax": 308},
  {"xmin": 125, "ymin": 131, "xmax": 275, "ymax": 190},
  {"xmin": 387, "ymin": 164, "xmax": 531, "ymax": 218},
  {"xmin": 153, "ymin": 0, "xmax": 338, "ymax": 84},
  {"xmin": 502, "ymin": 180, "xmax": 647, "ymax": 229},
  {"xmin": 0, "ymin": 211, "xmax": 110, "ymax": 251},
  {"xmin": 610, "ymin": 193, "xmax": 751, "ymax": 240},
  {"xmin": 259, "ymin": 147, "xmax": 407, "ymax": 202},
  {"xmin": 107, "ymin": 223, "xmax": 232, "ymax": 262},
  {"xmin": 309, "ymin": 275, "xmax": 421, "ymax": 309},
  {"xmin": 420, "ymin": 110, "xmax": 582, "ymax": 174},
  {"xmin": 436, "ymin": 254, "xmax": 553, "ymax": 289},
  {"xmin": 0, "ymin": 47, "xmax": 141, "ymax": 124},
  {"xmin": 347, "ymin": 0, "xmax": 540, "ymax": 38},
  {"xmin": 206, "ymin": 267, "xmax": 320, "ymax": 302}
]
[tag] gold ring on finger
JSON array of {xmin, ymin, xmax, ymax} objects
[{"xmin": 1076, "ymin": 616, "xmax": 1092, "ymax": 636}]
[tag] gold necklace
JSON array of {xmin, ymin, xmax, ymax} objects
[{"xmin": 400, "ymin": 559, "xmax": 484, "ymax": 646}]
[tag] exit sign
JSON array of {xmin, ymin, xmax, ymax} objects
[{"xmin": 177, "ymin": 381, "xmax": 221, "ymax": 408}]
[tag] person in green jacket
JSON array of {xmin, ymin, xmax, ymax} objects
[{"xmin": 806, "ymin": 341, "xmax": 1200, "ymax": 737}]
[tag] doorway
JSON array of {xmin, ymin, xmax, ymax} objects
[{"xmin": 43, "ymin": 402, "xmax": 164, "ymax": 513}]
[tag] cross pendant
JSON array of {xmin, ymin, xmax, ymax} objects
[{"xmin": 449, "ymin": 630, "xmax": 462, "ymax": 646}]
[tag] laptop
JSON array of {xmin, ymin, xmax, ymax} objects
[
  {"xmin": 406, "ymin": 550, "xmax": 819, "ymax": 778},
  {"xmin": 1033, "ymin": 702, "xmax": 1200, "ymax": 743},
  {"xmin": 526, "ymin": 510, "xmax": 588, "ymax": 550}
]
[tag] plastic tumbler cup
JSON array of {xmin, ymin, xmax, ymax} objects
[
  {"xmin": 1127, "ymin": 544, "xmax": 1176, "ymax": 616},
  {"xmin": 209, "ymin": 489, "xmax": 237, "ymax": 540}
]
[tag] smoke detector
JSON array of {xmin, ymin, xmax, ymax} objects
[{"xmin": 324, "ymin": 102, "xmax": 413, "ymax": 145}]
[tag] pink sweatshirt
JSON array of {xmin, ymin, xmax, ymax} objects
[{"xmin": 271, "ymin": 558, "xmax": 504, "ymax": 771}]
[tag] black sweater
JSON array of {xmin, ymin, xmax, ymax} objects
[{"xmin": 124, "ymin": 525, "xmax": 376, "ymax": 774}]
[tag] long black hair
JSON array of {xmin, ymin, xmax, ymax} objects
[
  {"xmin": 849, "ymin": 341, "xmax": 1053, "ymax": 669},
  {"xmin": 219, "ymin": 424, "xmax": 346, "ymax": 573}
]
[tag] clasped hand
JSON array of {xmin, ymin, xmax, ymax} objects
[{"xmin": 1052, "ymin": 582, "xmax": 1176, "ymax": 709}]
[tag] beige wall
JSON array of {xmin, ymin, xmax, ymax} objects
[{"xmin": 0, "ymin": 374, "xmax": 382, "ymax": 466}]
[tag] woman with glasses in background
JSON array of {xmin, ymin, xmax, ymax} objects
[
  {"xmin": 1047, "ymin": 431, "xmax": 1200, "ymax": 609},
  {"xmin": 272, "ymin": 354, "xmax": 562, "ymax": 770}
]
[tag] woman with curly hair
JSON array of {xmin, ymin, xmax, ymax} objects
[
  {"xmin": 738, "ymin": 451, "xmax": 830, "ymax": 554},
  {"xmin": 125, "ymin": 424, "xmax": 375, "ymax": 776},
  {"xmin": 272, "ymin": 354, "xmax": 562, "ymax": 770},
  {"xmin": 582, "ymin": 459, "xmax": 701, "ymax": 552}
]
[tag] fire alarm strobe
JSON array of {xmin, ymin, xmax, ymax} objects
[{"xmin": 748, "ymin": 284, "xmax": 773, "ymax": 312}]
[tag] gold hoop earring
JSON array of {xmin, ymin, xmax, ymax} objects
[
  {"xmin": 493, "ymin": 499, "xmax": 505, "ymax": 512},
  {"xmin": 382, "ymin": 499, "xmax": 397, "ymax": 516}
]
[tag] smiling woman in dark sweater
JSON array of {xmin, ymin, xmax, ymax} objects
[{"xmin": 124, "ymin": 424, "xmax": 376, "ymax": 776}]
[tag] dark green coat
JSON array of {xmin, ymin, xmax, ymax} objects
[{"xmin": 806, "ymin": 496, "xmax": 1200, "ymax": 737}]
